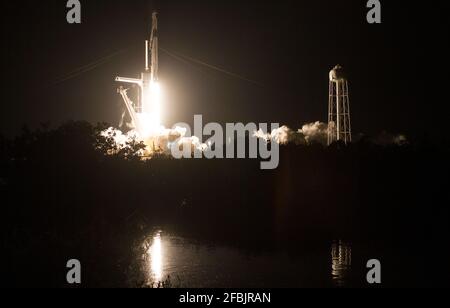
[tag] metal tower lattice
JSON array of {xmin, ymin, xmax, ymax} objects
[{"xmin": 115, "ymin": 12, "xmax": 159, "ymax": 135}]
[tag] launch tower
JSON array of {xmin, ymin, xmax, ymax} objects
[{"xmin": 116, "ymin": 12, "xmax": 160, "ymax": 137}]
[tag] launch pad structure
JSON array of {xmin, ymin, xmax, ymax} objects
[{"xmin": 116, "ymin": 12, "xmax": 160, "ymax": 138}]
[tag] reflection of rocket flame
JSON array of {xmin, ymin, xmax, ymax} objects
[
  {"xmin": 331, "ymin": 241, "xmax": 352, "ymax": 287},
  {"xmin": 148, "ymin": 232, "xmax": 163, "ymax": 281}
]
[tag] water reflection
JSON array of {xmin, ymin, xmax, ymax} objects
[
  {"xmin": 147, "ymin": 232, "xmax": 163, "ymax": 281},
  {"xmin": 331, "ymin": 240, "xmax": 352, "ymax": 287},
  {"xmin": 135, "ymin": 232, "xmax": 357, "ymax": 288}
]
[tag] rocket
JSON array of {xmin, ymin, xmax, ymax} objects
[{"xmin": 147, "ymin": 12, "xmax": 159, "ymax": 82}]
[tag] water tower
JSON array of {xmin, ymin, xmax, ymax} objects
[{"xmin": 328, "ymin": 65, "xmax": 352, "ymax": 145}]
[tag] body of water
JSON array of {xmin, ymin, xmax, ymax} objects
[{"xmin": 128, "ymin": 231, "xmax": 362, "ymax": 288}]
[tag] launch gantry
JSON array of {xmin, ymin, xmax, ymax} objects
[{"xmin": 116, "ymin": 12, "xmax": 160, "ymax": 137}]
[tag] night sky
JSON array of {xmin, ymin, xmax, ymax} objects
[{"xmin": 1, "ymin": 0, "xmax": 449, "ymax": 139}]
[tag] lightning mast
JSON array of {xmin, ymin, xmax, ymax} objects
[{"xmin": 116, "ymin": 12, "xmax": 160, "ymax": 137}]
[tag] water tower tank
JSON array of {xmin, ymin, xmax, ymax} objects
[{"xmin": 329, "ymin": 65, "xmax": 347, "ymax": 82}]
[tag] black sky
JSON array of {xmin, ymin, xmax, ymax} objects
[{"xmin": 1, "ymin": 0, "xmax": 449, "ymax": 138}]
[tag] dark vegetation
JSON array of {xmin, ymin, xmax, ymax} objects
[{"xmin": 1, "ymin": 121, "xmax": 449, "ymax": 287}]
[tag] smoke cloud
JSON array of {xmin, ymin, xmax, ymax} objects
[
  {"xmin": 298, "ymin": 122, "xmax": 329, "ymax": 145},
  {"xmin": 254, "ymin": 126, "xmax": 293, "ymax": 145},
  {"xmin": 254, "ymin": 122, "xmax": 329, "ymax": 146},
  {"xmin": 103, "ymin": 122, "xmax": 409, "ymax": 158},
  {"xmin": 102, "ymin": 125, "xmax": 209, "ymax": 156}
]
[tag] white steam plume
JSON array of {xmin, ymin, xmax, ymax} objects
[
  {"xmin": 253, "ymin": 126, "xmax": 293, "ymax": 145},
  {"xmin": 298, "ymin": 122, "xmax": 329, "ymax": 145},
  {"xmin": 254, "ymin": 122, "xmax": 329, "ymax": 145},
  {"xmin": 101, "ymin": 126, "xmax": 209, "ymax": 157}
]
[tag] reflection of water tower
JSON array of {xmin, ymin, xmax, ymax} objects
[
  {"xmin": 328, "ymin": 65, "xmax": 352, "ymax": 145},
  {"xmin": 331, "ymin": 241, "xmax": 352, "ymax": 287}
]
